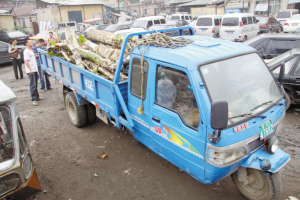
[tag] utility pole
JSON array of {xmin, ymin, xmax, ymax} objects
[
  {"xmin": 267, "ymin": 0, "xmax": 270, "ymax": 17},
  {"xmin": 215, "ymin": 1, "xmax": 217, "ymax": 14}
]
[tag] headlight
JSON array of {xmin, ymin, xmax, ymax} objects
[
  {"xmin": 266, "ymin": 136, "xmax": 279, "ymax": 154},
  {"xmin": 208, "ymin": 147, "xmax": 247, "ymax": 166},
  {"xmin": 0, "ymin": 173, "xmax": 20, "ymax": 196},
  {"xmin": 22, "ymin": 154, "xmax": 33, "ymax": 180}
]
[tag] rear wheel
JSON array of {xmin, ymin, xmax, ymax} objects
[
  {"xmin": 65, "ymin": 92, "xmax": 87, "ymax": 127},
  {"xmin": 276, "ymin": 27, "xmax": 281, "ymax": 33},
  {"xmin": 232, "ymin": 168, "xmax": 282, "ymax": 200},
  {"xmin": 243, "ymin": 36, "xmax": 247, "ymax": 42},
  {"xmin": 85, "ymin": 103, "xmax": 96, "ymax": 125}
]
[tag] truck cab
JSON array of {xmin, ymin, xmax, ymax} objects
[{"xmin": 38, "ymin": 26, "xmax": 290, "ymax": 200}]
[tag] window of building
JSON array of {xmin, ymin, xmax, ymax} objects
[
  {"xmin": 130, "ymin": 58, "xmax": 149, "ymax": 99},
  {"xmin": 155, "ymin": 66, "xmax": 200, "ymax": 129}
]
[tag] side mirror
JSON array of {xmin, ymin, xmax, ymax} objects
[
  {"xmin": 278, "ymin": 62, "xmax": 285, "ymax": 85},
  {"xmin": 209, "ymin": 100, "xmax": 228, "ymax": 144}
]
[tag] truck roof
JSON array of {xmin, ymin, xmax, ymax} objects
[
  {"xmin": 0, "ymin": 80, "xmax": 16, "ymax": 104},
  {"xmin": 132, "ymin": 35, "xmax": 256, "ymax": 70}
]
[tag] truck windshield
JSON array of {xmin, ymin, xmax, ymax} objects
[
  {"xmin": 0, "ymin": 106, "xmax": 14, "ymax": 163},
  {"xmin": 199, "ymin": 53, "xmax": 282, "ymax": 125}
]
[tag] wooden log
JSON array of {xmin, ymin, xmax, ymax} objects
[
  {"xmin": 83, "ymin": 60, "xmax": 114, "ymax": 80},
  {"xmin": 86, "ymin": 28, "xmax": 123, "ymax": 48},
  {"xmin": 85, "ymin": 40, "xmax": 121, "ymax": 61}
]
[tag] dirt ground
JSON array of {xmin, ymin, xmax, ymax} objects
[{"xmin": 1, "ymin": 63, "xmax": 299, "ymax": 200}]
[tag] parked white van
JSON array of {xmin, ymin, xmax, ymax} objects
[
  {"xmin": 58, "ymin": 21, "xmax": 77, "ymax": 31},
  {"xmin": 195, "ymin": 15, "xmax": 223, "ymax": 38},
  {"xmin": 275, "ymin": 9, "xmax": 299, "ymax": 26},
  {"xmin": 220, "ymin": 13, "xmax": 259, "ymax": 42},
  {"xmin": 171, "ymin": 13, "xmax": 192, "ymax": 22},
  {"xmin": 130, "ymin": 16, "xmax": 166, "ymax": 31}
]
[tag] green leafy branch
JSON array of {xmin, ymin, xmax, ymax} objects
[{"xmin": 78, "ymin": 34, "xmax": 87, "ymax": 45}]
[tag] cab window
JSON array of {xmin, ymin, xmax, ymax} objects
[
  {"xmin": 154, "ymin": 20, "xmax": 160, "ymax": 25},
  {"xmin": 17, "ymin": 118, "xmax": 27, "ymax": 157},
  {"xmin": 242, "ymin": 17, "xmax": 248, "ymax": 25},
  {"xmin": 147, "ymin": 20, "xmax": 153, "ymax": 28},
  {"xmin": 247, "ymin": 17, "xmax": 253, "ymax": 24},
  {"xmin": 0, "ymin": 106, "xmax": 14, "ymax": 162},
  {"xmin": 155, "ymin": 65, "xmax": 200, "ymax": 129},
  {"xmin": 293, "ymin": 61, "xmax": 300, "ymax": 75},
  {"xmin": 130, "ymin": 58, "xmax": 149, "ymax": 99},
  {"xmin": 273, "ymin": 57, "xmax": 298, "ymax": 74}
]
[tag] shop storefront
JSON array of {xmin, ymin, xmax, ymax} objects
[
  {"xmin": 254, "ymin": 0, "xmax": 280, "ymax": 15},
  {"xmin": 225, "ymin": 2, "xmax": 249, "ymax": 13}
]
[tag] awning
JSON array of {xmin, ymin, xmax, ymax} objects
[
  {"xmin": 289, "ymin": 0, "xmax": 300, "ymax": 4},
  {"xmin": 255, "ymin": 4, "xmax": 268, "ymax": 11},
  {"xmin": 225, "ymin": 2, "xmax": 249, "ymax": 9},
  {"xmin": 83, "ymin": 18, "xmax": 102, "ymax": 24}
]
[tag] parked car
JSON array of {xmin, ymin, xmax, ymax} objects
[
  {"xmin": 195, "ymin": 15, "xmax": 222, "ymax": 38},
  {"xmin": 256, "ymin": 16, "xmax": 281, "ymax": 33},
  {"xmin": 120, "ymin": 21, "xmax": 134, "ymax": 28},
  {"xmin": 275, "ymin": 9, "xmax": 299, "ymax": 27},
  {"xmin": 166, "ymin": 20, "xmax": 190, "ymax": 35},
  {"xmin": 0, "ymin": 41, "xmax": 26, "ymax": 64},
  {"xmin": 283, "ymin": 14, "xmax": 300, "ymax": 33},
  {"xmin": 188, "ymin": 20, "xmax": 197, "ymax": 33},
  {"xmin": 267, "ymin": 48, "xmax": 300, "ymax": 109},
  {"xmin": 104, "ymin": 24, "xmax": 131, "ymax": 33},
  {"xmin": 220, "ymin": 13, "xmax": 259, "ymax": 42},
  {"xmin": 171, "ymin": 13, "xmax": 192, "ymax": 22},
  {"xmin": 243, "ymin": 33, "xmax": 300, "ymax": 59},
  {"xmin": 0, "ymin": 31, "xmax": 29, "ymax": 45},
  {"xmin": 148, "ymin": 24, "xmax": 179, "ymax": 36},
  {"xmin": 0, "ymin": 80, "xmax": 41, "ymax": 200},
  {"xmin": 80, "ymin": 24, "xmax": 109, "ymax": 37},
  {"xmin": 130, "ymin": 16, "xmax": 166, "ymax": 31}
]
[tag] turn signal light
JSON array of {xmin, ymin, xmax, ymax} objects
[
  {"xmin": 260, "ymin": 25, "xmax": 266, "ymax": 28},
  {"xmin": 239, "ymin": 21, "xmax": 243, "ymax": 27},
  {"xmin": 194, "ymin": 28, "xmax": 196, "ymax": 33},
  {"xmin": 284, "ymin": 23, "xmax": 289, "ymax": 26},
  {"xmin": 212, "ymin": 28, "xmax": 215, "ymax": 33}
]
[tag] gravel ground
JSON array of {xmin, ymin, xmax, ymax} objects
[{"xmin": 0, "ymin": 63, "xmax": 299, "ymax": 200}]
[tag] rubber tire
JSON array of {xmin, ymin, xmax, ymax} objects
[
  {"xmin": 243, "ymin": 36, "xmax": 247, "ymax": 42},
  {"xmin": 276, "ymin": 27, "xmax": 280, "ymax": 33},
  {"xmin": 232, "ymin": 169, "xmax": 282, "ymax": 200},
  {"xmin": 85, "ymin": 103, "xmax": 96, "ymax": 125},
  {"xmin": 284, "ymin": 91, "xmax": 291, "ymax": 110},
  {"xmin": 65, "ymin": 92, "xmax": 87, "ymax": 127}
]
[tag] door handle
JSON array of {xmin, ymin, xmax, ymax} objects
[{"xmin": 152, "ymin": 117, "xmax": 160, "ymax": 123}]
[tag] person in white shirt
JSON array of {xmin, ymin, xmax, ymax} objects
[{"xmin": 24, "ymin": 39, "xmax": 40, "ymax": 106}]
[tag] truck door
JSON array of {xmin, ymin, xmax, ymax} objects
[{"xmin": 148, "ymin": 63, "xmax": 206, "ymax": 181}]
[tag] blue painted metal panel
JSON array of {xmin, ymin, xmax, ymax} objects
[{"xmin": 242, "ymin": 148, "xmax": 290, "ymax": 173}]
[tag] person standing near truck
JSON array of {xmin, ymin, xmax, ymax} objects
[
  {"xmin": 48, "ymin": 32, "xmax": 57, "ymax": 44},
  {"xmin": 33, "ymin": 39, "xmax": 52, "ymax": 92},
  {"xmin": 8, "ymin": 39, "xmax": 23, "ymax": 80},
  {"xmin": 24, "ymin": 39, "xmax": 40, "ymax": 106}
]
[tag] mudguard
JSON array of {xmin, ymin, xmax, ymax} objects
[{"xmin": 242, "ymin": 148, "xmax": 290, "ymax": 173}]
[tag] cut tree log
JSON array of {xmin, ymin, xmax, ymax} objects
[
  {"xmin": 65, "ymin": 26, "xmax": 117, "ymax": 71},
  {"xmin": 83, "ymin": 60, "xmax": 114, "ymax": 80},
  {"xmin": 87, "ymin": 28, "xmax": 123, "ymax": 48},
  {"xmin": 85, "ymin": 40, "xmax": 121, "ymax": 61}
]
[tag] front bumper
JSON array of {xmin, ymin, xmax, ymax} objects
[
  {"xmin": 242, "ymin": 147, "xmax": 290, "ymax": 173},
  {"xmin": 3, "ymin": 168, "xmax": 41, "ymax": 200}
]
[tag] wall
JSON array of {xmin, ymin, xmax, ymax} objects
[
  {"xmin": 14, "ymin": 16, "xmax": 37, "ymax": 34},
  {"xmin": 59, "ymin": 5, "xmax": 103, "ymax": 22},
  {"xmin": 37, "ymin": 6, "xmax": 61, "ymax": 22},
  {"xmin": 191, "ymin": 6, "xmax": 225, "ymax": 16},
  {"xmin": 0, "ymin": 15, "xmax": 15, "ymax": 31}
]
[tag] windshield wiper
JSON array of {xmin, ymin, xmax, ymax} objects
[
  {"xmin": 251, "ymin": 100, "xmax": 273, "ymax": 111},
  {"xmin": 229, "ymin": 112, "xmax": 266, "ymax": 120}
]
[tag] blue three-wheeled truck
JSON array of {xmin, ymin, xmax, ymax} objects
[{"xmin": 38, "ymin": 27, "xmax": 290, "ymax": 200}]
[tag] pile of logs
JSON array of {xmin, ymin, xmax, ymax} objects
[{"xmin": 46, "ymin": 26, "xmax": 131, "ymax": 81}]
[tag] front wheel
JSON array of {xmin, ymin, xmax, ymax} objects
[{"xmin": 232, "ymin": 168, "xmax": 282, "ymax": 200}]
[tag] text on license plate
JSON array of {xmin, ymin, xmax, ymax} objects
[
  {"xmin": 292, "ymin": 23, "xmax": 298, "ymax": 26},
  {"xmin": 227, "ymin": 32, "xmax": 233, "ymax": 35},
  {"xmin": 201, "ymin": 29, "xmax": 206, "ymax": 32},
  {"xmin": 259, "ymin": 119, "xmax": 273, "ymax": 140}
]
